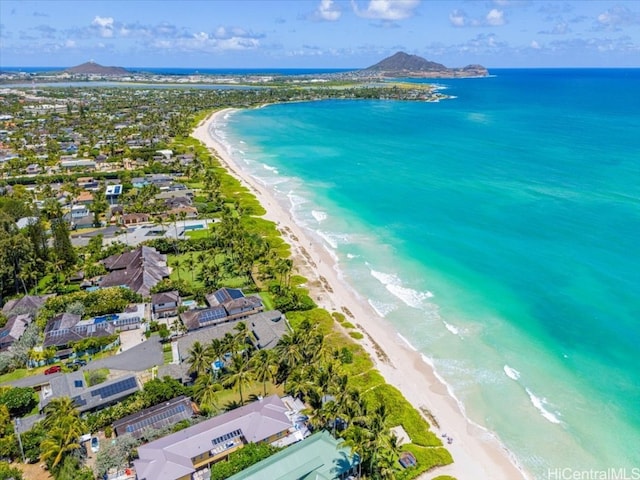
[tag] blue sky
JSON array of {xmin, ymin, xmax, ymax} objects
[{"xmin": 1, "ymin": 0, "xmax": 639, "ymax": 68}]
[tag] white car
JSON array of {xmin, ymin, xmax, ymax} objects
[{"xmin": 90, "ymin": 437, "xmax": 99, "ymax": 453}]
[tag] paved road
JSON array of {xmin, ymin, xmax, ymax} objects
[
  {"xmin": 83, "ymin": 336, "xmax": 163, "ymax": 371},
  {"xmin": 2, "ymin": 337, "xmax": 163, "ymax": 389}
]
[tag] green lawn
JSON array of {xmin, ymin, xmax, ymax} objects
[
  {"xmin": 0, "ymin": 368, "xmax": 29, "ymax": 384},
  {"xmin": 163, "ymin": 344, "xmax": 173, "ymax": 364}
]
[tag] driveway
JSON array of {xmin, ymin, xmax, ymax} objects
[{"xmin": 88, "ymin": 336, "xmax": 163, "ymax": 371}]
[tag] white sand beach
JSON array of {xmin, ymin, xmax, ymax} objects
[{"xmin": 192, "ymin": 109, "xmax": 529, "ymax": 480}]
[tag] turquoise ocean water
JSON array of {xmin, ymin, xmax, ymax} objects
[{"xmin": 211, "ymin": 69, "xmax": 640, "ymax": 477}]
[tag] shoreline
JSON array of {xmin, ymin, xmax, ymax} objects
[{"xmin": 192, "ymin": 108, "xmax": 529, "ymax": 480}]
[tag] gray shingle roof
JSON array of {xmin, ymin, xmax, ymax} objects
[
  {"xmin": 100, "ymin": 246, "xmax": 169, "ymax": 296},
  {"xmin": 134, "ymin": 395, "xmax": 294, "ymax": 480}
]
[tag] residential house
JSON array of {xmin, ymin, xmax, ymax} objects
[
  {"xmin": 113, "ymin": 395, "xmax": 194, "ymax": 439},
  {"xmin": 155, "ymin": 149, "xmax": 173, "ymax": 161},
  {"xmin": 1, "ymin": 295, "xmax": 50, "ymax": 349},
  {"xmin": 60, "ymin": 159, "xmax": 96, "ymax": 170},
  {"xmin": 176, "ymin": 154, "xmax": 194, "ymax": 166},
  {"xmin": 25, "ymin": 163, "xmax": 41, "ymax": 175},
  {"xmin": 41, "ymin": 372, "xmax": 140, "ymax": 414},
  {"xmin": 100, "ymin": 246, "xmax": 169, "ymax": 296},
  {"xmin": 0, "ymin": 314, "xmax": 31, "ymax": 351},
  {"xmin": 105, "ymin": 184, "xmax": 123, "ymax": 205},
  {"xmin": 134, "ymin": 395, "xmax": 302, "ymax": 480},
  {"xmin": 121, "ymin": 213, "xmax": 150, "ymax": 225},
  {"xmin": 175, "ymin": 310, "xmax": 288, "ymax": 369},
  {"xmin": 151, "ymin": 290, "xmax": 180, "ymax": 319},
  {"xmin": 181, "ymin": 288, "xmax": 263, "ymax": 332},
  {"xmin": 226, "ymin": 431, "xmax": 359, "ymax": 480},
  {"xmin": 2, "ymin": 295, "xmax": 50, "ymax": 318},
  {"xmin": 65, "ymin": 204, "xmax": 93, "ymax": 229},
  {"xmin": 156, "ymin": 191, "xmax": 193, "ymax": 209},
  {"xmin": 74, "ymin": 191, "xmax": 94, "ymax": 206},
  {"xmin": 146, "ymin": 174, "xmax": 174, "ymax": 190},
  {"xmin": 131, "ymin": 177, "xmax": 149, "ymax": 189},
  {"xmin": 167, "ymin": 206, "xmax": 198, "ymax": 219},
  {"xmin": 77, "ymin": 177, "xmax": 99, "ymax": 190},
  {"xmin": 16, "ymin": 216, "xmax": 38, "ymax": 229},
  {"xmin": 43, "ymin": 304, "xmax": 144, "ymax": 348}
]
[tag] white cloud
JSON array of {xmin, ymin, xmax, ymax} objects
[
  {"xmin": 65, "ymin": 39, "xmax": 76, "ymax": 48},
  {"xmin": 597, "ymin": 5, "xmax": 639, "ymax": 28},
  {"xmin": 449, "ymin": 8, "xmax": 506, "ymax": 28},
  {"xmin": 449, "ymin": 9, "xmax": 466, "ymax": 27},
  {"xmin": 352, "ymin": 0, "xmax": 420, "ymax": 21},
  {"xmin": 531, "ymin": 40, "xmax": 541, "ymax": 49},
  {"xmin": 315, "ymin": 0, "xmax": 341, "ymax": 21},
  {"xmin": 91, "ymin": 15, "xmax": 114, "ymax": 38},
  {"xmin": 486, "ymin": 9, "xmax": 505, "ymax": 26}
]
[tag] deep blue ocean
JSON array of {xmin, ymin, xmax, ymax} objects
[{"xmin": 212, "ymin": 69, "xmax": 640, "ymax": 476}]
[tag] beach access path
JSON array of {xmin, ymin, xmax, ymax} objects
[{"xmin": 192, "ymin": 109, "xmax": 529, "ymax": 480}]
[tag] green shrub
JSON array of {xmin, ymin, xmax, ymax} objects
[
  {"xmin": 348, "ymin": 331, "xmax": 364, "ymax": 340},
  {"xmin": 209, "ymin": 443, "xmax": 279, "ymax": 480},
  {"xmin": 86, "ymin": 368, "xmax": 109, "ymax": 386},
  {"xmin": 0, "ymin": 386, "xmax": 37, "ymax": 417},
  {"xmin": 342, "ymin": 322, "xmax": 355, "ymax": 329}
]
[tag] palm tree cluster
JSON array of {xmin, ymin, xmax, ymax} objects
[
  {"xmin": 186, "ymin": 318, "xmax": 404, "ymax": 479},
  {"xmin": 40, "ymin": 398, "xmax": 86, "ymax": 471}
]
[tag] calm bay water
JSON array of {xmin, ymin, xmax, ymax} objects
[{"xmin": 214, "ymin": 69, "xmax": 640, "ymax": 476}]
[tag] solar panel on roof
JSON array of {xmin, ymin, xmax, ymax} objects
[
  {"xmin": 71, "ymin": 395, "xmax": 87, "ymax": 407},
  {"xmin": 199, "ymin": 308, "xmax": 227, "ymax": 324},
  {"xmin": 92, "ymin": 377, "xmax": 137, "ymax": 399},
  {"xmin": 228, "ymin": 288, "xmax": 244, "ymax": 300}
]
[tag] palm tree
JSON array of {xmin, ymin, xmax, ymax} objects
[
  {"xmin": 194, "ymin": 374, "xmax": 220, "ymax": 410},
  {"xmin": 40, "ymin": 398, "xmax": 85, "ymax": 469},
  {"xmin": 184, "ymin": 253, "xmax": 195, "ymax": 283},
  {"xmin": 233, "ymin": 322, "xmax": 249, "ymax": 351},
  {"xmin": 209, "ymin": 338, "xmax": 226, "ymax": 364},
  {"xmin": 223, "ymin": 354, "xmax": 253, "ymax": 405},
  {"xmin": 275, "ymin": 331, "xmax": 303, "ymax": 378},
  {"xmin": 42, "ymin": 397, "xmax": 81, "ymax": 429},
  {"xmin": 251, "ymin": 349, "xmax": 277, "ymax": 396},
  {"xmin": 171, "ymin": 257, "xmax": 184, "ymax": 282},
  {"xmin": 186, "ymin": 341, "xmax": 212, "ymax": 377},
  {"xmin": 40, "ymin": 423, "xmax": 83, "ymax": 469}
]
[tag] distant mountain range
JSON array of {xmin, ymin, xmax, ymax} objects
[
  {"xmin": 359, "ymin": 51, "xmax": 488, "ymax": 78},
  {"xmin": 64, "ymin": 62, "xmax": 130, "ymax": 75}
]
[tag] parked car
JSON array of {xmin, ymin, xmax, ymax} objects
[
  {"xmin": 90, "ymin": 437, "xmax": 99, "ymax": 453},
  {"xmin": 65, "ymin": 359, "xmax": 87, "ymax": 370},
  {"xmin": 44, "ymin": 365, "xmax": 61, "ymax": 375}
]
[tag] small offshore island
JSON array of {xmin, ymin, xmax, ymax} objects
[{"xmin": 0, "ymin": 52, "xmax": 524, "ymax": 480}]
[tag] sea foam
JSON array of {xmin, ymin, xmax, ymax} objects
[
  {"xmin": 443, "ymin": 321, "xmax": 460, "ymax": 336},
  {"xmin": 370, "ymin": 269, "xmax": 433, "ymax": 309},
  {"xmin": 311, "ymin": 210, "xmax": 328, "ymax": 223},
  {"xmin": 525, "ymin": 388, "xmax": 562, "ymax": 425},
  {"xmin": 368, "ymin": 298, "xmax": 397, "ymax": 317},
  {"xmin": 504, "ymin": 364, "xmax": 521, "ymax": 381}
]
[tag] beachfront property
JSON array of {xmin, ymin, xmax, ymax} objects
[
  {"xmin": 180, "ymin": 288, "xmax": 264, "ymax": 331},
  {"xmin": 100, "ymin": 246, "xmax": 169, "ymax": 296},
  {"xmin": 133, "ymin": 395, "xmax": 308, "ymax": 480},
  {"xmin": 226, "ymin": 430, "xmax": 359, "ymax": 480}
]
